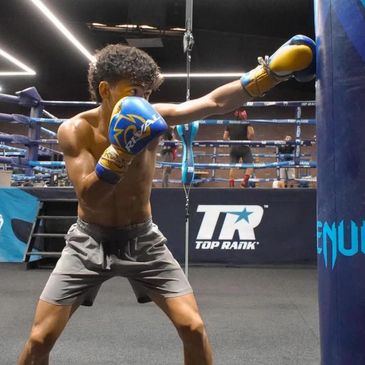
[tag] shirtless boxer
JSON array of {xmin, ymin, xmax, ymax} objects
[{"xmin": 18, "ymin": 35, "xmax": 315, "ymax": 365}]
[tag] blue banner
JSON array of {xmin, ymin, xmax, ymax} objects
[{"xmin": 0, "ymin": 188, "xmax": 39, "ymax": 262}]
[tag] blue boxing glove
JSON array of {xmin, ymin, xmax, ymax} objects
[
  {"xmin": 241, "ymin": 34, "xmax": 316, "ymax": 97},
  {"xmin": 269, "ymin": 34, "xmax": 316, "ymax": 82},
  {"xmin": 291, "ymin": 35, "xmax": 316, "ymax": 82},
  {"xmin": 96, "ymin": 97, "xmax": 168, "ymax": 184}
]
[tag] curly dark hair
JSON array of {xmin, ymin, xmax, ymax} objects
[{"xmin": 88, "ymin": 44, "xmax": 163, "ymax": 102}]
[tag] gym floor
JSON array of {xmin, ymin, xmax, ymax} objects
[{"xmin": 1, "ymin": 264, "xmax": 319, "ymax": 365}]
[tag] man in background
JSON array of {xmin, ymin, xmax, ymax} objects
[
  {"xmin": 223, "ymin": 108, "xmax": 255, "ymax": 188},
  {"xmin": 274, "ymin": 135, "xmax": 296, "ymax": 188}
]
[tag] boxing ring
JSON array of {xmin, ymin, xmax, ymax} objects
[
  {"xmin": 0, "ymin": 87, "xmax": 96, "ymax": 185},
  {"xmin": 0, "ymin": 88, "xmax": 317, "ymax": 188},
  {"xmin": 157, "ymin": 100, "xmax": 316, "ymax": 188}
]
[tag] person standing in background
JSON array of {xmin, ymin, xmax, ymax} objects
[
  {"xmin": 223, "ymin": 108, "xmax": 255, "ymax": 188},
  {"xmin": 276, "ymin": 135, "xmax": 296, "ymax": 188}
]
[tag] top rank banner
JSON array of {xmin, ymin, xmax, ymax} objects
[
  {"xmin": 0, "ymin": 187, "xmax": 316, "ymax": 265},
  {"xmin": 151, "ymin": 188, "xmax": 316, "ymax": 265}
]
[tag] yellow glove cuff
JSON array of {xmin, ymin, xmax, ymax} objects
[{"xmin": 98, "ymin": 145, "xmax": 134, "ymax": 178}]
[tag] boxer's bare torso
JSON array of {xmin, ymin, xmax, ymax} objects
[
  {"xmin": 57, "ymin": 79, "xmax": 245, "ymax": 227},
  {"xmin": 58, "ymin": 106, "xmax": 158, "ymax": 227}
]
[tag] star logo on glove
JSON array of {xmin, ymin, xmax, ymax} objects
[{"xmin": 112, "ymin": 113, "xmax": 152, "ymax": 148}]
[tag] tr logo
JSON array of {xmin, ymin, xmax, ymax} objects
[{"xmin": 197, "ymin": 205, "xmax": 264, "ymax": 240}]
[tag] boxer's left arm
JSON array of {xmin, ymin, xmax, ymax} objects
[
  {"xmin": 154, "ymin": 80, "xmax": 247, "ymax": 125},
  {"xmin": 154, "ymin": 35, "xmax": 315, "ymax": 125}
]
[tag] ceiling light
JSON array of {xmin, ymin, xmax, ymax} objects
[
  {"xmin": 116, "ymin": 24, "xmax": 138, "ymax": 29},
  {"xmin": 29, "ymin": 0, "xmax": 95, "ymax": 62},
  {"xmin": 91, "ymin": 22, "xmax": 107, "ymax": 27},
  {"xmin": 0, "ymin": 86, "xmax": 2, "ymax": 92},
  {"xmin": 140, "ymin": 25, "xmax": 157, "ymax": 30},
  {"xmin": 0, "ymin": 48, "xmax": 36, "ymax": 76},
  {"xmin": 162, "ymin": 72, "xmax": 244, "ymax": 78},
  {"xmin": 170, "ymin": 27, "xmax": 186, "ymax": 32},
  {"xmin": 0, "ymin": 71, "xmax": 36, "ymax": 76}
]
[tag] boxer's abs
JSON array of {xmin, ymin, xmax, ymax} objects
[
  {"xmin": 78, "ymin": 186, "xmax": 152, "ymax": 227},
  {"xmin": 78, "ymin": 149, "xmax": 155, "ymax": 227}
]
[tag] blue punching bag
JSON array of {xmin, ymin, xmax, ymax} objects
[{"xmin": 316, "ymin": 0, "xmax": 365, "ymax": 364}]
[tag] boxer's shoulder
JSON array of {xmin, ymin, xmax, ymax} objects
[{"xmin": 58, "ymin": 112, "xmax": 96, "ymax": 155}]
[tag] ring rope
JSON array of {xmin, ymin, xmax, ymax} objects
[
  {"xmin": 197, "ymin": 118, "xmax": 316, "ymax": 125},
  {"xmin": 157, "ymin": 160, "xmax": 317, "ymax": 170},
  {"xmin": 244, "ymin": 100, "xmax": 315, "ymax": 107},
  {"xmin": 162, "ymin": 139, "xmax": 315, "ymax": 148}
]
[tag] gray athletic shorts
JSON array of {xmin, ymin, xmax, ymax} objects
[{"xmin": 40, "ymin": 218, "xmax": 192, "ymax": 306}]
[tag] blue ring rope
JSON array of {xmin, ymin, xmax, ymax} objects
[
  {"xmin": 197, "ymin": 118, "xmax": 316, "ymax": 125},
  {"xmin": 157, "ymin": 160, "xmax": 317, "ymax": 169}
]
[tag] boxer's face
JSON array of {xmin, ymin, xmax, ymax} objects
[{"xmin": 99, "ymin": 79, "xmax": 152, "ymax": 109}]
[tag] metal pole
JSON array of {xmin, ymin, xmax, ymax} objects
[
  {"xmin": 26, "ymin": 105, "xmax": 43, "ymax": 175},
  {"xmin": 212, "ymin": 147, "xmax": 217, "ymax": 178},
  {"xmin": 183, "ymin": 0, "xmax": 194, "ymax": 277},
  {"xmin": 295, "ymin": 106, "xmax": 302, "ymax": 179}
]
